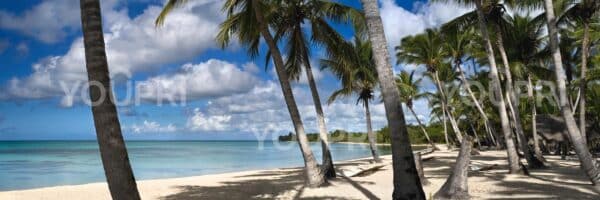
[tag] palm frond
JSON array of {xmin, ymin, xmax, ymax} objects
[{"xmin": 155, "ymin": 0, "xmax": 188, "ymax": 27}]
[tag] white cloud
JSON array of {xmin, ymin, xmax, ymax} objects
[
  {"xmin": 375, "ymin": 0, "xmax": 463, "ymax": 124},
  {"xmin": 130, "ymin": 120, "xmax": 177, "ymax": 133},
  {"xmin": 137, "ymin": 59, "xmax": 260, "ymax": 102},
  {"xmin": 380, "ymin": 0, "xmax": 471, "ymax": 49},
  {"xmin": 0, "ymin": 0, "xmax": 82, "ymax": 43},
  {"xmin": 187, "ymin": 108, "xmax": 232, "ymax": 131},
  {"xmin": 296, "ymin": 65, "xmax": 324, "ymax": 85},
  {"xmin": 187, "ymin": 81, "xmax": 390, "ymax": 135},
  {"xmin": 1, "ymin": 0, "xmax": 225, "ymax": 101},
  {"xmin": 242, "ymin": 62, "xmax": 260, "ymax": 74}
]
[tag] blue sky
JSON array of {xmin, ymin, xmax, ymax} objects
[{"xmin": 0, "ymin": 0, "xmax": 471, "ymax": 140}]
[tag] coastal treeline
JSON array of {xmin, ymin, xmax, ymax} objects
[
  {"xmin": 278, "ymin": 124, "xmax": 448, "ymax": 144},
  {"xmin": 76, "ymin": 0, "xmax": 600, "ymax": 199}
]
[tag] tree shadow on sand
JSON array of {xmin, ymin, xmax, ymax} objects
[
  {"xmin": 490, "ymin": 178, "xmax": 597, "ymax": 199},
  {"xmin": 160, "ymin": 168, "xmax": 378, "ymax": 200}
]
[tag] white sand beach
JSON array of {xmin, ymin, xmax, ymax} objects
[{"xmin": 1, "ymin": 148, "xmax": 598, "ymax": 200}]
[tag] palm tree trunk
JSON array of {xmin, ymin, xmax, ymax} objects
[
  {"xmin": 79, "ymin": 0, "xmax": 141, "ymax": 199},
  {"xmin": 433, "ymin": 71, "xmax": 463, "ymax": 142},
  {"xmin": 470, "ymin": 124, "xmax": 482, "ymax": 149},
  {"xmin": 434, "ymin": 136, "xmax": 472, "ymax": 199},
  {"xmin": 359, "ymin": 0, "xmax": 425, "ymax": 198},
  {"xmin": 506, "ymin": 91, "xmax": 544, "ymax": 168},
  {"xmin": 414, "ymin": 152, "xmax": 429, "ymax": 185},
  {"xmin": 456, "ymin": 61, "xmax": 498, "ymax": 147},
  {"xmin": 474, "ymin": 0, "xmax": 521, "ymax": 174},
  {"xmin": 441, "ymin": 110, "xmax": 451, "ymax": 149},
  {"xmin": 573, "ymin": 88, "xmax": 581, "ymax": 112},
  {"xmin": 408, "ymin": 106, "xmax": 438, "ymax": 150},
  {"xmin": 302, "ymin": 52, "xmax": 336, "ymax": 178},
  {"xmin": 527, "ymin": 75, "xmax": 545, "ymax": 162},
  {"xmin": 251, "ymin": 0, "xmax": 324, "ymax": 187},
  {"xmin": 447, "ymin": 107, "xmax": 464, "ymax": 142},
  {"xmin": 543, "ymin": 0, "xmax": 600, "ymax": 187},
  {"xmin": 496, "ymin": 31, "xmax": 544, "ymax": 168},
  {"xmin": 365, "ymin": 102, "xmax": 382, "ymax": 162},
  {"xmin": 580, "ymin": 22, "xmax": 589, "ymax": 145}
]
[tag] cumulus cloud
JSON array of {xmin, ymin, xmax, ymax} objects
[
  {"xmin": 137, "ymin": 59, "xmax": 260, "ymax": 102},
  {"xmin": 129, "ymin": 120, "xmax": 177, "ymax": 134},
  {"xmin": 296, "ymin": 65, "xmax": 324, "ymax": 85},
  {"xmin": 187, "ymin": 108, "xmax": 232, "ymax": 131},
  {"xmin": 378, "ymin": 0, "xmax": 469, "ymax": 115},
  {"xmin": 0, "ymin": 0, "xmax": 82, "ymax": 43},
  {"xmin": 185, "ymin": 81, "xmax": 389, "ymax": 135},
  {"xmin": 380, "ymin": 0, "xmax": 471, "ymax": 49},
  {"xmin": 1, "ymin": 0, "xmax": 225, "ymax": 101},
  {"xmin": 1, "ymin": 0, "xmax": 464, "ymax": 134}
]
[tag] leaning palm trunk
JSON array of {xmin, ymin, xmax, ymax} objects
[
  {"xmin": 433, "ymin": 71, "xmax": 463, "ymax": 142},
  {"xmin": 474, "ymin": 0, "xmax": 521, "ymax": 174},
  {"xmin": 252, "ymin": 0, "xmax": 324, "ymax": 187},
  {"xmin": 470, "ymin": 124, "xmax": 482, "ymax": 149},
  {"xmin": 505, "ymin": 92, "xmax": 544, "ymax": 168},
  {"xmin": 543, "ymin": 0, "xmax": 600, "ymax": 187},
  {"xmin": 360, "ymin": 0, "xmax": 426, "ymax": 198},
  {"xmin": 527, "ymin": 75, "xmax": 545, "ymax": 162},
  {"xmin": 456, "ymin": 61, "xmax": 498, "ymax": 147},
  {"xmin": 496, "ymin": 31, "xmax": 544, "ymax": 168},
  {"xmin": 365, "ymin": 102, "xmax": 382, "ymax": 162},
  {"xmin": 79, "ymin": 0, "xmax": 141, "ymax": 199},
  {"xmin": 303, "ymin": 55, "xmax": 336, "ymax": 178},
  {"xmin": 580, "ymin": 22, "xmax": 589, "ymax": 145},
  {"xmin": 409, "ymin": 106, "xmax": 438, "ymax": 150},
  {"xmin": 434, "ymin": 136, "xmax": 472, "ymax": 200},
  {"xmin": 446, "ymin": 107, "xmax": 464, "ymax": 142}
]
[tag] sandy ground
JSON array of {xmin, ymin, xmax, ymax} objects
[{"xmin": 1, "ymin": 147, "xmax": 598, "ymax": 200}]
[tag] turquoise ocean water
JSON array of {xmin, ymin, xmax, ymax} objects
[{"xmin": 0, "ymin": 141, "xmax": 398, "ymax": 191}]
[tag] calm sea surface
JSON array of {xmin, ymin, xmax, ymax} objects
[{"xmin": 0, "ymin": 141, "xmax": 403, "ymax": 191}]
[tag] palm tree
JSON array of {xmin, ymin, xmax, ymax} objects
[
  {"xmin": 436, "ymin": 0, "xmax": 521, "ymax": 173},
  {"xmin": 488, "ymin": 5, "xmax": 545, "ymax": 168},
  {"xmin": 457, "ymin": 4, "xmax": 547, "ymax": 168},
  {"xmin": 156, "ymin": 0, "xmax": 326, "ymax": 187},
  {"xmin": 428, "ymin": 91, "xmax": 452, "ymax": 147},
  {"xmin": 269, "ymin": 0, "xmax": 363, "ymax": 179},
  {"xmin": 433, "ymin": 137, "xmax": 472, "ymax": 199},
  {"xmin": 359, "ymin": 0, "xmax": 426, "ymax": 198},
  {"xmin": 396, "ymin": 29, "xmax": 464, "ymax": 142},
  {"xmin": 436, "ymin": 65, "xmax": 467, "ymax": 144},
  {"xmin": 503, "ymin": 14, "xmax": 551, "ymax": 163},
  {"xmin": 561, "ymin": 0, "xmax": 600, "ymax": 145},
  {"xmin": 79, "ymin": 0, "xmax": 141, "ymax": 199},
  {"xmin": 542, "ymin": 0, "xmax": 600, "ymax": 187},
  {"xmin": 395, "ymin": 70, "xmax": 438, "ymax": 150},
  {"xmin": 323, "ymin": 36, "xmax": 381, "ymax": 163},
  {"xmin": 441, "ymin": 26, "xmax": 499, "ymax": 148},
  {"xmin": 446, "ymin": 0, "xmax": 544, "ymax": 169}
]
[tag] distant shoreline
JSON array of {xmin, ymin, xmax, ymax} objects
[
  {"xmin": 333, "ymin": 141, "xmax": 391, "ymax": 146},
  {"xmin": 333, "ymin": 141, "xmax": 434, "ymax": 148}
]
